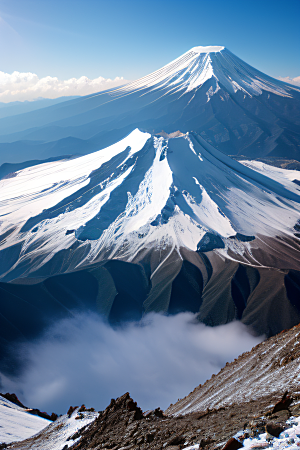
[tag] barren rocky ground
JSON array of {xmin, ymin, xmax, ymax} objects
[{"xmin": 62, "ymin": 392, "xmax": 300, "ymax": 450}]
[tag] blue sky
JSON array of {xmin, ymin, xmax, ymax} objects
[{"xmin": 0, "ymin": 0, "xmax": 299, "ymax": 81}]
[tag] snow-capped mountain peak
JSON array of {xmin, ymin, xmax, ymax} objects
[
  {"xmin": 189, "ymin": 45, "xmax": 225, "ymax": 54},
  {"xmin": 1, "ymin": 128, "xmax": 300, "ymax": 283},
  {"xmin": 113, "ymin": 45, "xmax": 297, "ymax": 97}
]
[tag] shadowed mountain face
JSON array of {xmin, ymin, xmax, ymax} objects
[
  {"xmin": 1, "ymin": 127, "xmax": 300, "ymax": 355},
  {"xmin": 0, "ymin": 46, "xmax": 299, "ymax": 168}
]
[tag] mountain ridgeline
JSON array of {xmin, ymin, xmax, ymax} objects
[{"xmin": 1, "ymin": 46, "xmax": 300, "ymax": 370}]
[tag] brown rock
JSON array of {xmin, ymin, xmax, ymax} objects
[
  {"xmin": 154, "ymin": 407, "xmax": 164, "ymax": 418},
  {"xmin": 0, "ymin": 392, "xmax": 26, "ymax": 408},
  {"xmin": 28, "ymin": 408, "xmax": 58, "ymax": 421},
  {"xmin": 146, "ymin": 433, "xmax": 155, "ymax": 443},
  {"xmin": 221, "ymin": 437, "xmax": 243, "ymax": 450},
  {"xmin": 125, "ymin": 396, "xmax": 143, "ymax": 420},
  {"xmin": 67, "ymin": 405, "xmax": 78, "ymax": 417},
  {"xmin": 265, "ymin": 422, "xmax": 285, "ymax": 438},
  {"xmin": 200, "ymin": 437, "xmax": 215, "ymax": 447},
  {"xmin": 272, "ymin": 392, "xmax": 293, "ymax": 414},
  {"xmin": 167, "ymin": 434, "xmax": 185, "ymax": 445}
]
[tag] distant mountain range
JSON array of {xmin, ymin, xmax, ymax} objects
[{"xmin": 0, "ymin": 96, "xmax": 79, "ymax": 120}]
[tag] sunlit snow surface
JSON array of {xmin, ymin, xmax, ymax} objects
[
  {"xmin": 107, "ymin": 46, "xmax": 299, "ymax": 98},
  {"xmin": 1, "ymin": 128, "xmax": 300, "ymax": 281},
  {"xmin": 0, "ymin": 396, "xmax": 49, "ymax": 444},
  {"xmin": 7, "ymin": 408, "xmax": 98, "ymax": 449}
]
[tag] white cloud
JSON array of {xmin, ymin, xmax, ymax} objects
[
  {"xmin": 0, "ymin": 312, "xmax": 262, "ymax": 414},
  {"xmin": 0, "ymin": 70, "xmax": 129, "ymax": 102},
  {"xmin": 278, "ymin": 76, "xmax": 300, "ymax": 86}
]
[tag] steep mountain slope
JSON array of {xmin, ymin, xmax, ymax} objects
[
  {"xmin": 1, "ymin": 128, "xmax": 300, "ymax": 356},
  {"xmin": 166, "ymin": 323, "xmax": 300, "ymax": 416},
  {"xmin": 0, "ymin": 46, "xmax": 299, "ymax": 165},
  {"xmin": 0, "ymin": 396, "xmax": 50, "ymax": 444},
  {"xmin": 5, "ymin": 407, "xmax": 98, "ymax": 450}
]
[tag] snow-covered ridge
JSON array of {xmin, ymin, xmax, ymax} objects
[
  {"xmin": 0, "ymin": 396, "xmax": 50, "ymax": 444},
  {"xmin": 7, "ymin": 408, "xmax": 98, "ymax": 450},
  {"xmin": 1, "ymin": 129, "xmax": 300, "ymax": 282},
  {"xmin": 167, "ymin": 323, "xmax": 300, "ymax": 416}
]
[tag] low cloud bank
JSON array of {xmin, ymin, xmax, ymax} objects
[
  {"xmin": 0, "ymin": 71, "xmax": 128, "ymax": 102},
  {"xmin": 0, "ymin": 313, "xmax": 262, "ymax": 414},
  {"xmin": 1, "ymin": 70, "xmax": 298, "ymax": 103},
  {"xmin": 278, "ymin": 76, "xmax": 300, "ymax": 87}
]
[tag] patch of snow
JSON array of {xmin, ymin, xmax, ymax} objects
[
  {"xmin": 8, "ymin": 408, "xmax": 98, "ymax": 450},
  {"xmin": 240, "ymin": 160, "xmax": 300, "ymax": 191},
  {"xmin": 0, "ymin": 128, "xmax": 150, "ymax": 223},
  {"xmin": 243, "ymin": 416, "xmax": 300, "ymax": 449},
  {"xmin": 0, "ymin": 396, "xmax": 50, "ymax": 444},
  {"xmin": 190, "ymin": 46, "xmax": 224, "ymax": 54}
]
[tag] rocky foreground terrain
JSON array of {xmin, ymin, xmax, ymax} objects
[
  {"xmin": 3, "ymin": 323, "xmax": 300, "ymax": 450},
  {"xmin": 5, "ymin": 390, "xmax": 300, "ymax": 450}
]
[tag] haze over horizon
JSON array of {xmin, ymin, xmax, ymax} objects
[{"xmin": 0, "ymin": 0, "xmax": 299, "ymax": 102}]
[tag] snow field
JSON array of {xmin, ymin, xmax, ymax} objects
[{"xmin": 0, "ymin": 396, "xmax": 50, "ymax": 444}]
